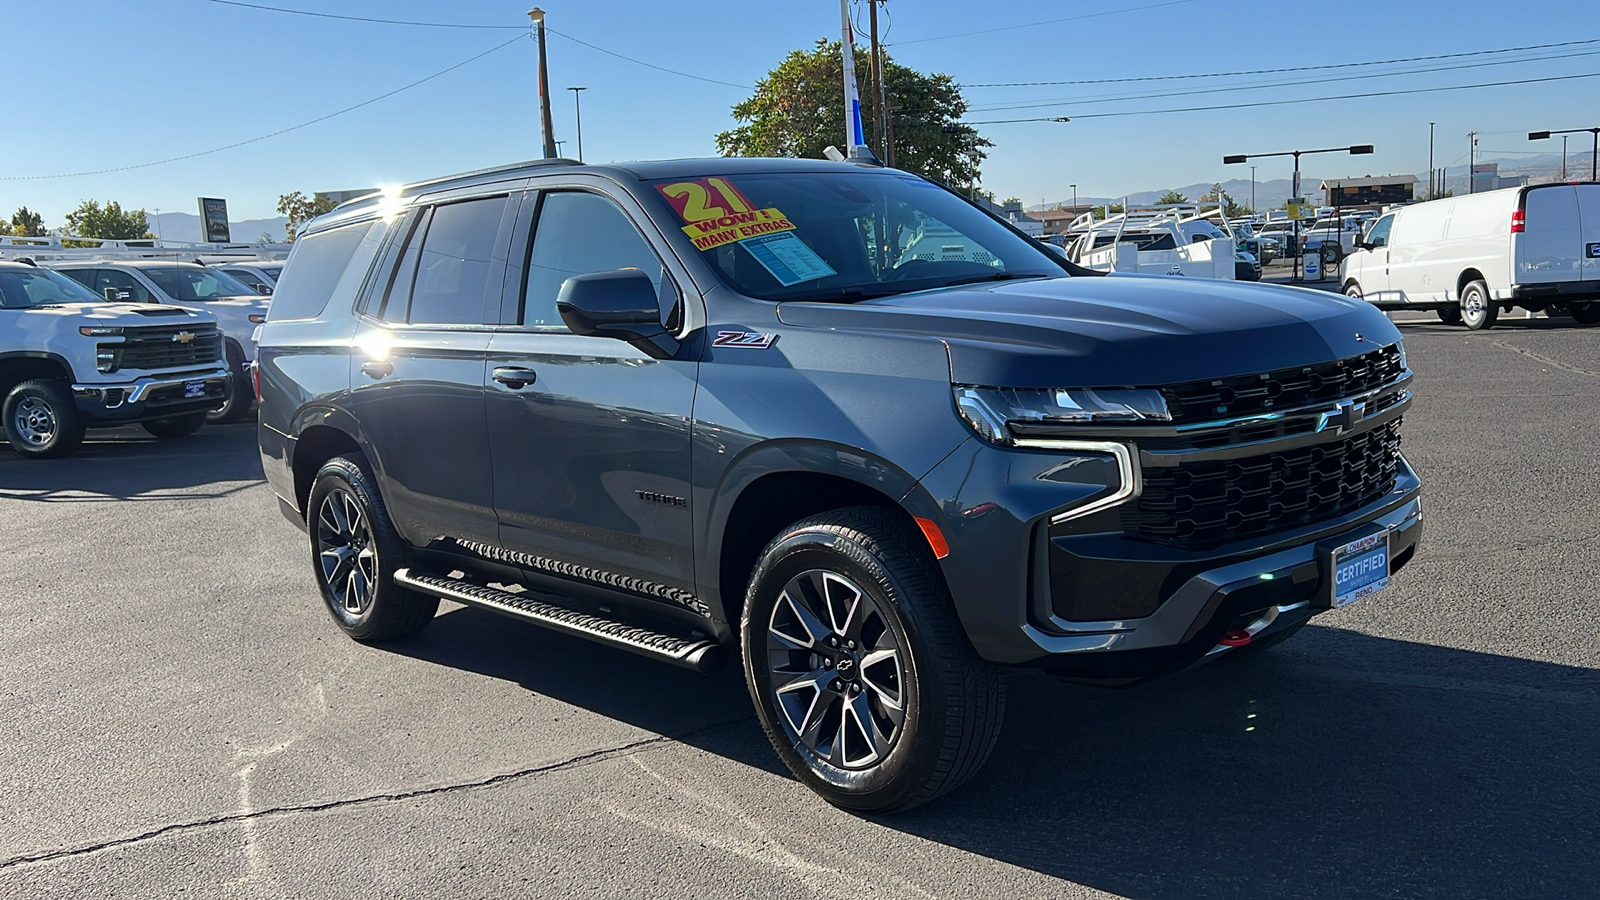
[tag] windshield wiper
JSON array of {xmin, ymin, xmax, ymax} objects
[
  {"xmin": 937, "ymin": 272, "xmax": 1052, "ymax": 288},
  {"xmin": 783, "ymin": 286, "xmax": 910, "ymax": 303}
]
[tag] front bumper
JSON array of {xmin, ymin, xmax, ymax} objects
[{"xmin": 72, "ymin": 367, "xmax": 230, "ymax": 424}]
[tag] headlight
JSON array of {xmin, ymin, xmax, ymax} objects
[
  {"xmin": 80, "ymin": 326, "xmax": 124, "ymax": 336},
  {"xmin": 954, "ymin": 385, "xmax": 1171, "ymax": 445},
  {"xmin": 1395, "ymin": 340, "xmax": 1409, "ymax": 371}
]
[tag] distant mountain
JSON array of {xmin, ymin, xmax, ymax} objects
[{"xmin": 148, "ymin": 211, "xmax": 289, "ymax": 244}]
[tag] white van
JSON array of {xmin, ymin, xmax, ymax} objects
[{"xmin": 1339, "ymin": 182, "xmax": 1600, "ymax": 329}]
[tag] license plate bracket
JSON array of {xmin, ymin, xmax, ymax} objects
[
  {"xmin": 183, "ymin": 380, "xmax": 205, "ymax": 398},
  {"xmin": 1322, "ymin": 528, "xmax": 1391, "ymax": 609}
]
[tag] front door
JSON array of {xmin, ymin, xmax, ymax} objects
[
  {"xmin": 485, "ymin": 188, "xmax": 700, "ymax": 614},
  {"xmin": 1358, "ymin": 214, "xmax": 1395, "ymax": 302}
]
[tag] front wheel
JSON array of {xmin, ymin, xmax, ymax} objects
[
  {"xmin": 3, "ymin": 379, "xmax": 85, "ymax": 459},
  {"xmin": 742, "ymin": 507, "xmax": 1004, "ymax": 813},
  {"xmin": 1343, "ymin": 281, "xmax": 1363, "ymax": 299},
  {"xmin": 142, "ymin": 412, "xmax": 206, "ymax": 439},
  {"xmin": 1460, "ymin": 279, "xmax": 1498, "ymax": 330},
  {"xmin": 207, "ymin": 342, "xmax": 254, "ymax": 424}
]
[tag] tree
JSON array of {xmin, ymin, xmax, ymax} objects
[
  {"xmin": 1199, "ymin": 183, "xmax": 1250, "ymax": 219},
  {"xmin": 277, "ymin": 191, "xmax": 339, "ymax": 242},
  {"xmin": 1155, "ymin": 190, "xmax": 1189, "ymax": 205},
  {"xmin": 64, "ymin": 200, "xmax": 151, "ymax": 240},
  {"xmin": 716, "ymin": 39, "xmax": 991, "ymax": 193},
  {"xmin": 1089, "ymin": 202, "xmax": 1125, "ymax": 218},
  {"xmin": 10, "ymin": 207, "xmax": 46, "ymax": 237}
]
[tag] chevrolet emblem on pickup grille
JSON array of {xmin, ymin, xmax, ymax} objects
[
  {"xmin": 1317, "ymin": 399, "xmax": 1366, "ymax": 434},
  {"xmin": 171, "ymin": 331, "xmax": 195, "ymax": 343}
]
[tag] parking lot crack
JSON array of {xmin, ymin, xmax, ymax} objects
[
  {"xmin": 0, "ymin": 715, "xmax": 753, "ymax": 871},
  {"xmin": 1487, "ymin": 340, "xmax": 1600, "ymax": 378}
]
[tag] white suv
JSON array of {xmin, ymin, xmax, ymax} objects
[{"xmin": 0, "ymin": 260, "xmax": 230, "ymax": 458}]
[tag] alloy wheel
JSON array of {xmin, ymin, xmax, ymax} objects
[
  {"xmin": 13, "ymin": 397, "xmax": 57, "ymax": 447},
  {"xmin": 315, "ymin": 487, "xmax": 378, "ymax": 617},
  {"xmin": 766, "ymin": 569, "xmax": 906, "ymax": 769}
]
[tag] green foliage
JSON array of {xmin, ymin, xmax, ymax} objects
[
  {"xmin": 716, "ymin": 39, "xmax": 991, "ymax": 192},
  {"xmin": 10, "ymin": 207, "xmax": 47, "ymax": 237},
  {"xmin": 1090, "ymin": 202, "xmax": 1125, "ymax": 218},
  {"xmin": 1155, "ymin": 190, "xmax": 1189, "ymax": 205},
  {"xmin": 1199, "ymin": 183, "xmax": 1250, "ymax": 219},
  {"xmin": 276, "ymin": 191, "xmax": 339, "ymax": 242},
  {"xmin": 64, "ymin": 200, "xmax": 151, "ymax": 241}
]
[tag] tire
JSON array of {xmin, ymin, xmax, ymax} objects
[
  {"xmin": 3, "ymin": 379, "xmax": 86, "ymax": 459},
  {"xmin": 141, "ymin": 412, "xmax": 206, "ymax": 439},
  {"xmin": 1436, "ymin": 306, "xmax": 1462, "ymax": 325},
  {"xmin": 207, "ymin": 342, "xmax": 254, "ymax": 424},
  {"xmin": 306, "ymin": 455, "xmax": 438, "ymax": 641},
  {"xmin": 1459, "ymin": 279, "xmax": 1498, "ymax": 331},
  {"xmin": 1571, "ymin": 304, "xmax": 1600, "ymax": 325},
  {"xmin": 1343, "ymin": 281, "xmax": 1363, "ymax": 299},
  {"xmin": 1320, "ymin": 243, "xmax": 1344, "ymax": 267},
  {"xmin": 741, "ymin": 506, "xmax": 1004, "ymax": 814},
  {"xmin": 1223, "ymin": 619, "xmax": 1311, "ymax": 658}
]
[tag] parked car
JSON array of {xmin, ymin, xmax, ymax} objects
[
  {"xmin": 53, "ymin": 261, "xmax": 268, "ymax": 422},
  {"xmin": 1300, "ymin": 216, "xmax": 1365, "ymax": 265},
  {"xmin": 213, "ymin": 261, "xmax": 283, "ymax": 295},
  {"xmin": 0, "ymin": 260, "xmax": 228, "ymax": 457},
  {"xmin": 1259, "ymin": 221, "xmax": 1299, "ymax": 256},
  {"xmin": 1340, "ymin": 182, "xmax": 1600, "ymax": 328},
  {"xmin": 258, "ymin": 156, "xmax": 1421, "ymax": 812}
]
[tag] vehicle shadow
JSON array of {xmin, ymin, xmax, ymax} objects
[
  {"xmin": 0, "ymin": 421, "xmax": 265, "ymax": 501},
  {"xmin": 387, "ymin": 610, "xmax": 1599, "ymax": 899}
]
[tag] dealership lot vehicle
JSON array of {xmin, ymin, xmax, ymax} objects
[
  {"xmin": 52, "ymin": 260, "xmax": 268, "ymax": 422},
  {"xmin": 0, "ymin": 260, "xmax": 228, "ymax": 457},
  {"xmin": 212, "ymin": 260, "xmax": 283, "ymax": 295},
  {"xmin": 257, "ymin": 157, "xmax": 1421, "ymax": 812},
  {"xmin": 1341, "ymin": 182, "xmax": 1600, "ymax": 329}
]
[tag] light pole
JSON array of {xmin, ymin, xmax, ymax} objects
[
  {"xmin": 1070, "ymin": 183, "xmax": 1077, "ymax": 210},
  {"xmin": 1225, "ymin": 143, "xmax": 1373, "ymax": 281},
  {"xmin": 567, "ymin": 86, "xmax": 587, "ymax": 162},
  {"xmin": 1530, "ymin": 127, "xmax": 1599, "ymax": 181},
  {"xmin": 528, "ymin": 8, "xmax": 556, "ymax": 159},
  {"xmin": 1468, "ymin": 132, "xmax": 1478, "ymax": 193},
  {"xmin": 1427, "ymin": 122, "xmax": 1435, "ymax": 200},
  {"xmin": 1250, "ymin": 165, "xmax": 1256, "ymax": 212}
]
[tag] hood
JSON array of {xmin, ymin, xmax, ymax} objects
[
  {"xmin": 9, "ymin": 301, "xmax": 215, "ymax": 326},
  {"xmin": 776, "ymin": 274, "xmax": 1402, "ymax": 387}
]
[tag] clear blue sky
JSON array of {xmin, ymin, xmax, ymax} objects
[{"xmin": 3, "ymin": 0, "xmax": 1593, "ymax": 226}]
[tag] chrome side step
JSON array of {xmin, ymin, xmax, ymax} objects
[{"xmin": 394, "ymin": 568, "xmax": 727, "ymax": 673}]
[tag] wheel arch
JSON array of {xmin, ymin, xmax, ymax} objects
[
  {"xmin": 288, "ymin": 412, "xmax": 368, "ymax": 519},
  {"xmin": 1457, "ymin": 268, "xmax": 1487, "ymax": 297},
  {"xmin": 0, "ymin": 352, "xmax": 73, "ymax": 399}
]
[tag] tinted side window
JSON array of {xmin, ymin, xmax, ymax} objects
[
  {"xmin": 97, "ymin": 269, "xmax": 156, "ymax": 303},
  {"xmin": 268, "ymin": 222, "xmax": 374, "ymax": 321},
  {"xmin": 407, "ymin": 196, "xmax": 507, "ymax": 326},
  {"xmin": 522, "ymin": 192, "xmax": 665, "ymax": 327},
  {"xmin": 376, "ymin": 209, "xmax": 428, "ymax": 323},
  {"xmin": 59, "ymin": 269, "xmax": 97, "ymax": 290}
]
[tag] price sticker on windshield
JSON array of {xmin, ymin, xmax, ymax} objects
[{"xmin": 657, "ymin": 178, "xmax": 797, "ymax": 251}]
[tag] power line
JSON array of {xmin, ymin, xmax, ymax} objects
[
  {"xmin": 957, "ymin": 71, "xmax": 1600, "ymax": 124},
  {"xmin": 543, "ymin": 27, "xmax": 750, "ymax": 89},
  {"xmin": 892, "ymin": 0, "xmax": 1200, "ymax": 45},
  {"xmin": 960, "ymin": 36, "xmax": 1600, "ymax": 87},
  {"xmin": 201, "ymin": 0, "xmax": 522, "ymax": 29},
  {"xmin": 1, "ymin": 34, "xmax": 529, "ymax": 181}
]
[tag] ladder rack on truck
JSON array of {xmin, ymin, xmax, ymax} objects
[{"xmin": 0, "ymin": 235, "xmax": 291, "ymax": 265}]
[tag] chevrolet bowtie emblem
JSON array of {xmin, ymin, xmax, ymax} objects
[
  {"xmin": 1317, "ymin": 399, "xmax": 1366, "ymax": 434},
  {"xmin": 172, "ymin": 332, "xmax": 195, "ymax": 343}
]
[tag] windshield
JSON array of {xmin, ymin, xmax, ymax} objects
[
  {"xmin": 0, "ymin": 267, "xmax": 104, "ymax": 309},
  {"xmin": 141, "ymin": 265, "xmax": 259, "ymax": 301},
  {"xmin": 648, "ymin": 171, "xmax": 1064, "ymax": 302}
]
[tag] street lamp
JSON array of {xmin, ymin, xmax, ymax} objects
[
  {"xmin": 567, "ymin": 86, "xmax": 587, "ymax": 162},
  {"xmin": 1529, "ymin": 127, "xmax": 1599, "ymax": 181},
  {"xmin": 1070, "ymin": 183, "xmax": 1077, "ymax": 210},
  {"xmin": 1224, "ymin": 144, "xmax": 1373, "ymax": 281}
]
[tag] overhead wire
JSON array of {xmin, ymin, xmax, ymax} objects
[
  {"xmin": 891, "ymin": 0, "xmax": 1199, "ymax": 46},
  {"xmin": 1, "ymin": 34, "xmax": 530, "ymax": 180}
]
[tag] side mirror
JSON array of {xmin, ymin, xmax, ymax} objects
[
  {"xmin": 556, "ymin": 269, "xmax": 679, "ymax": 360},
  {"xmin": 1355, "ymin": 240, "xmax": 1371, "ymax": 251}
]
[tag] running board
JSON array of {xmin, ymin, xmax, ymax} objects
[{"xmin": 393, "ymin": 568, "xmax": 727, "ymax": 673}]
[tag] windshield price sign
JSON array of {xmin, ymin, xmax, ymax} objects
[{"xmin": 657, "ymin": 178, "xmax": 796, "ymax": 251}]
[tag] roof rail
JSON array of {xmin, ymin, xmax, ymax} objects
[{"xmin": 0, "ymin": 235, "xmax": 291, "ymax": 263}]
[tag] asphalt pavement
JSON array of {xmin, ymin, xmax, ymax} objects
[{"xmin": 2, "ymin": 315, "xmax": 1597, "ymax": 899}]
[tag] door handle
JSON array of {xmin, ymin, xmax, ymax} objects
[
  {"xmin": 360, "ymin": 360, "xmax": 394, "ymax": 380},
  {"xmin": 492, "ymin": 366, "xmax": 538, "ymax": 389}
]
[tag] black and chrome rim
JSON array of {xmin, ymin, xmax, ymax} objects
[
  {"xmin": 12, "ymin": 397, "xmax": 57, "ymax": 446},
  {"xmin": 1464, "ymin": 288, "xmax": 1486, "ymax": 319},
  {"xmin": 315, "ymin": 488, "xmax": 377, "ymax": 617},
  {"xmin": 766, "ymin": 569, "xmax": 906, "ymax": 769}
]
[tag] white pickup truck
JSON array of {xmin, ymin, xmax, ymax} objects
[{"xmin": 0, "ymin": 260, "xmax": 231, "ymax": 458}]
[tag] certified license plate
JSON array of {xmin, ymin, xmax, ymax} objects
[
  {"xmin": 1329, "ymin": 531, "xmax": 1390, "ymax": 608},
  {"xmin": 183, "ymin": 380, "xmax": 205, "ymax": 398}
]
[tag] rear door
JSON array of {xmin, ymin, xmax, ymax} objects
[
  {"xmin": 484, "ymin": 184, "xmax": 701, "ymax": 613},
  {"xmin": 344, "ymin": 193, "xmax": 516, "ymax": 551},
  {"xmin": 1578, "ymin": 184, "xmax": 1600, "ymax": 281},
  {"xmin": 1515, "ymin": 185, "xmax": 1582, "ymax": 286}
]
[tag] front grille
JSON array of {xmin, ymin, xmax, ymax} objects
[
  {"xmin": 1124, "ymin": 418, "xmax": 1403, "ymax": 549},
  {"xmin": 1159, "ymin": 344, "xmax": 1404, "ymax": 426},
  {"xmin": 107, "ymin": 325, "xmax": 222, "ymax": 371}
]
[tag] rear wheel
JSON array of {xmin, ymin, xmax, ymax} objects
[
  {"xmin": 1460, "ymin": 280, "xmax": 1498, "ymax": 330},
  {"xmin": 741, "ymin": 507, "xmax": 1004, "ymax": 813},
  {"xmin": 307, "ymin": 455, "xmax": 438, "ymax": 641},
  {"xmin": 1343, "ymin": 281, "xmax": 1363, "ymax": 299},
  {"xmin": 1436, "ymin": 306, "xmax": 1462, "ymax": 325},
  {"xmin": 142, "ymin": 412, "xmax": 206, "ymax": 439},
  {"xmin": 1571, "ymin": 304, "xmax": 1600, "ymax": 325},
  {"xmin": 3, "ymin": 379, "xmax": 85, "ymax": 459}
]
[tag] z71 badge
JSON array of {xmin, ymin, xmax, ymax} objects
[{"xmin": 713, "ymin": 331, "xmax": 778, "ymax": 349}]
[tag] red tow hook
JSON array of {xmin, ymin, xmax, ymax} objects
[{"xmin": 1219, "ymin": 629, "xmax": 1254, "ymax": 647}]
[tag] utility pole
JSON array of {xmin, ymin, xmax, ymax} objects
[
  {"xmin": 567, "ymin": 86, "xmax": 587, "ymax": 162},
  {"xmin": 1427, "ymin": 122, "xmax": 1435, "ymax": 200},
  {"xmin": 1071, "ymin": 183, "xmax": 1078, "ymax": 210},
  {"xmin": 1467, "ymin": 131, "xmax": 1478, "ymax": 194},
  {"xmin": 1562, "ymin": 135, "xmax": 1568, "ymax": 179},
  {"xmin": 1249, "ymin": 166, "xmax": 1256, "ymax": 212},
  {"xmin": 868, "ymin": 0, "xmax": 888, "ymax": 160},
  {"xmin": 529, "ymin": 8, "xmax": 557, "ymax": 159}
]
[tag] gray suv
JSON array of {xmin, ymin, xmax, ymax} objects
[{"xmin": 256, "ymin": 157, "xmax": 1422, "ymax": 812}]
